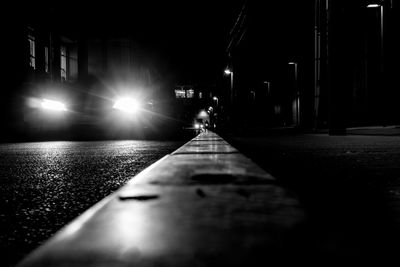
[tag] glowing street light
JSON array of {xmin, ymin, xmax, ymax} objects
[
  {"xmin": 40, "ymin": 99, "xmax": 67, "ymax": 111},
  {"xmin": 224, "ymin": 68, "xmax": 234, "ymax": 104},
  {"xmin": 213, "ymin": 96, "xmax": 219, "ymax": 107},
  {"xmin": 224, "ymin": 69, "xmax": 232, "ymax": 75},
  {"xmin": 367, "ymin": 2, "xmax": 384, "ymax": 72},
  {"xmin": 263, "ymin": 81, "xmax": 271, "ymax": 95},
  {"xmin": 289, "ymin": 62, "xmax": 300, "ymax": 126},
  {"xmin": 113, "ymin": 97, "xmax": 140, "ymax": 114}
]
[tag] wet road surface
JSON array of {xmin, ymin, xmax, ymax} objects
[{"xmin": 0, "ymin": 140, "xmax": 184, "ymax": 266}]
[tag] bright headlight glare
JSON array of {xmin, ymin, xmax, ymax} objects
[
  {"xmin": 41, "ymin": 99, "xmax": 67, "ymax": 111},
  {"xmin": 113, "ymin": 97, "xmax": 140, "ymax": 114}
]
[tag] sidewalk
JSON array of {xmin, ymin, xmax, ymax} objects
[
  {"xmin": 228, "ymin": 125, "xmax": 400, "ymax": 137},
  {"xmin": 346, "ymin": 125, "xmax": 400, "ymax": 136}
]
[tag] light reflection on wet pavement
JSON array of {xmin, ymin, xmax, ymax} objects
[{"xmin": 0, "ymin": 140, "xmax": 183, "ymax": 266}]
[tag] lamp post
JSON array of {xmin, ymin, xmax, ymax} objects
[
  {"xmin": 367, "ymin": 2, "xmax": 384, "ymax": 72},
  {"xmin": 224, "ymin": 68, "xmax": 234, "ymax": 105},
  {"xmin": 211, "ymin": 96, "xmax": 219, "ymax": 129},
  {"xmin": 263, "ymin": 81, "xmax": 270, "ymax": 95},
  {"xmin": 289, "ymin": 62, "xmax": 300, "ymax": 126},
  {"xmin": 213, "ymin": 96, "xmax": 219, "ymax": 107}
]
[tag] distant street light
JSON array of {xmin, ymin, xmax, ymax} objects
[
  {"xmin": 289, "ymin": 62, "xmax": 300, "ymax": 126},
  {"xmin": 213, "ymin": 96, "xmax": 219, "ymax": 107},
  {"xmin": 367, "ymin": 3, "xmax": 384, "ymax": 72},
  {"xmin": 224, "ymin": 68, "xmax": 234, "ymax": 105},
  {"xmin": 263, "ymin": 81, "xmax": 270, "ymax": 95}
]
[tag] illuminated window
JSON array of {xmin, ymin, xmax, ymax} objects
[
  {"xmin": 28, "ymin": 34, "xmax": 35, "ymax": 69},
  {"xmin": 199, "ymin": 92, "xmax": 202, "ymax": 99},
  {"xmin": 44, "ymin": 46, "xmax": 49, "ymax": 73},
  {"xmin": 186, "ymin": 89, "xmax": 194, "ymax": 98},
  {"xmin": 174, "ymin": 87, "xmax": 196, "ymax": 99},
  {"xmin": 60, "ymin": 46, "xmax": 67, "ymax": 81},
  {"xmin": 175, "ymin": 89, "xmax": 186, "ymax": 98}
]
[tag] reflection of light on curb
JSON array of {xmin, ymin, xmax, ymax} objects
[
  {"xmin": 41, "ymin": 99, "xmax": 67, "ymax": 111},
  {"xmin": 113, "ymin": 97, "xmax": 140, "ymax": 114}
]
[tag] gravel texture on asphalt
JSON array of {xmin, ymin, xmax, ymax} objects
[{"xmin": 0, "ymin": 140, "xmax": 184, "ymax": 266}]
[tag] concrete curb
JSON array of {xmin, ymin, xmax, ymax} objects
[{"xmin": 18, "ymin": 131, "xmax": 305, "ymax": 267}]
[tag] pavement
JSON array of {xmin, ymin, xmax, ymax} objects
[
  {"xmin": 346, "ymin": 125, "xmax": 400, "ymax": 136},
  {"xmin": 223, "ymin": 125, "xmax": 400, "ymax": 264},
  {"xmin": 230, "ymin": 125, "xmax": 400, "ymax": 137},
  {"xmin": 313, "ymin": 125, "xmax": 400, "ymax": 136},
  {"xmin": 0, "ymin": 140, "xmax": 185, "ymax": 267}
]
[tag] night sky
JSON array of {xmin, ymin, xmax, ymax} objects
[
  {"xmin": 4, "ymin": 1, "xmax": 315, "ymax": 90},
  {"xmin": 41, "ymin": 1, "xmax": 313, "ymax": 86},
  {"xmin": 55, "ymin": 1, "xmax": 245, "ymax": 85}
]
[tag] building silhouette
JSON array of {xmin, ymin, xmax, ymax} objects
[{"xmin": 225, "ymin": 0, "xmax": 399, "ymax": 134}]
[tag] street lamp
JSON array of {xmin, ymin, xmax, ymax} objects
[
  {"xmin": 224, "ymin": 68, "xmax": 234, "ymax": 105},
  {"xmin": 263, "ymin": 81, "xmax": 270, "ymax": 95},
  {"xmin": 213, "ymin": 96, "xmax": 219, "ymax": 107},
  {"xmin": 367, "ymin": 2, "xmax": 384, "ymax": 72},
  {"xmin": 289, "ymin": 62, "xmax": 300, "ymax": 126},
  {"xmin": 211, "ymin": 96, "xmax": 219, "ymax": 129}
]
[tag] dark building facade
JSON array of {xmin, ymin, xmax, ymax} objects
[
  {"xmin": 225, "ymin": 0, "xmax": 399, "ymax": 133},
  {"xmin": 316, "ymin": 0, "xmax": 399, "ymax": 134}
]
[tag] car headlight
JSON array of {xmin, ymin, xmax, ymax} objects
[
  {"xmin": 113, "ymin": 97, "xmax": 140, "ymax": 114},
  {"xmin": 40, "ymin": 99, "xmax": 67, "ymax": 111}
]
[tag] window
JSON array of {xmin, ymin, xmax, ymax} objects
[
  {"xmin": 175, "ymin": 89, "xmax": 186, "ymax": 98},
  {"xmin": 60, "ymin": 46, "xmax": 67, "ymax": 81},
  {"xmin": 186, "ymin": 89, "xmax": 194, "ymax": 98},
  {"xmin": 44, "ymin": 46, "xmax": 49, "ymax": 73},
  {"xmin": 174, "ymin": 87, "xmax": 196, "ymax": 99},
  {"xmin": 28, "ymin": 34, "xmax": 35, "ymax": 69}
]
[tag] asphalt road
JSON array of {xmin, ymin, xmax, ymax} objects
[
  {"xmin": 227, "ymin": 133, "xmax": 400, "ymax": 264},
  {"xmin": 0, "ymin": 140, "xmax": 184, "ymax": 266}
]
